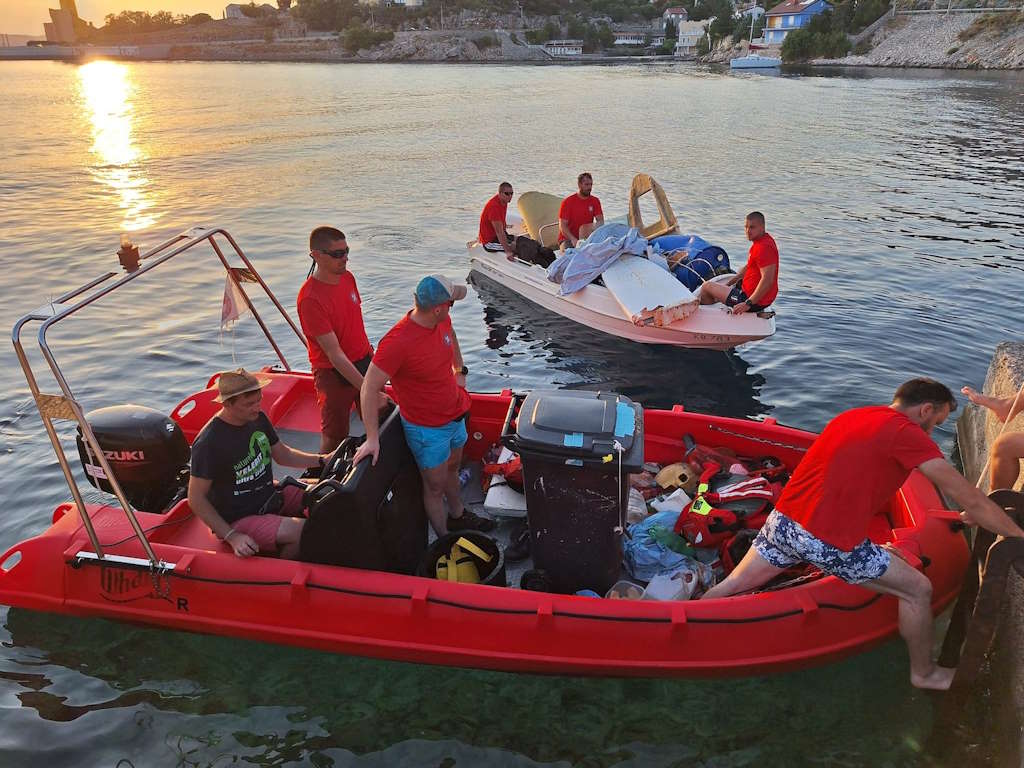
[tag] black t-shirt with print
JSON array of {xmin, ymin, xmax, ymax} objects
[{"xmin": 190, "ymin": 412, "xmax": 280, "ymax": 524}]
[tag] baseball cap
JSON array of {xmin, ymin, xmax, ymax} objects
[{"xmin": 414, "ymin": 275, "xmax": 468, "ymax": 308}]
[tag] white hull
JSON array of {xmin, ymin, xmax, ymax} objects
[{"xmin": 468, "ymin": 244, "xmax": 775, "ymax": 350}]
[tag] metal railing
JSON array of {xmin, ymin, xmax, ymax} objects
[
  {"xmin": 893, "ymin": 0, "xmax": 1023, "ymax": 14},
  {"xmin": 11, "ymin": 226, "xmax": 304, "ymax": 568}
]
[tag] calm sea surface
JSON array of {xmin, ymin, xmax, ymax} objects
[{"xmin": 0, "ymin": 59, "xmax": 1022, "ymax": 766}]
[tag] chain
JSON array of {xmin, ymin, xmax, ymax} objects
[
  {"xmin": 707, "ymin": 423, "xmax": 809, "ymax": 453},
  {"xmin": 150, "ymin": 562, "xmax": 172, "ymax": 601}
]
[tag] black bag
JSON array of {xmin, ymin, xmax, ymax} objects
[{"xmin": 514, "ymin": 237, "xmax": 557, "ymax": 268}]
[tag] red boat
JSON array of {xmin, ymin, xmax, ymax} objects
[{"xmin": 0, "ymin": 227, "xmax": 970, "ymax": 678}]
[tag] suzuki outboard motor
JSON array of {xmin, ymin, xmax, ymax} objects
[{"xmin": 76, "ymin": 404, "xmax": 190, "ymax": 513}]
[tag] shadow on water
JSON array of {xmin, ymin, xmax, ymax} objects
[
  {"xmin": 0, "ymin": 607, "xmax": 959, "ymax": 767},
  {"xmin": 468, "ymin": 273, "xmax": 770, "ymax": 420}
]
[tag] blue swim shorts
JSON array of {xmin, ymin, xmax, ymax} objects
[
  {"xmin": 400, "ymin": 415, "xmax": 468, "ymax": 471},
  {"xmin": 753, "ymin": 510, "xmax": 891, "ymax": 584}
]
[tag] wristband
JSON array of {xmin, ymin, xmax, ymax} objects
[
  {"xmin": 456, "ymin": 365, "xmax": 468, "ymax": 376},
  {"xmin": 223, "ymin": 528, "xmax": 235, "ymax": 542}
]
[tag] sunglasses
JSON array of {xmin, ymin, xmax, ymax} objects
[{"xmin": 319, "ymin": 247, "xmax": 349, "ymax": 259}]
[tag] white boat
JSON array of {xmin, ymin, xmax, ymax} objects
[
  {"xmin": 467, "ymin": 243, "xmax": 775, "ymax": 350},
  {"xmin": 730, "ymin": 52, "xmax": 781, "ymax": 69},
  {"xmin": 468, "ymin": 174, "xmax": 775, "ymax": 350}
]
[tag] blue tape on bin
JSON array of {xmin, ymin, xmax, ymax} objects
[
  {"xmin": 563, "ymin": 432, "xmax": 584, "ymax": 448},
  {"xmin": 614, "ymin": 402, "xmax": 633, "ymax": 437}
]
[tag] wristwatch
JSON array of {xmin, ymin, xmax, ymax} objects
[{"xmin": 456, "ymin": 365, "xmax": 469, "ymax": 376}]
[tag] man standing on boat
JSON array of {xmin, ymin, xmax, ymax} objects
[
  {"xmin": 558, "ymin": 173, "xmax": 604, "ymax": 250},
  {"xmin": 297, "ymin": 226, "xmax": 377, "ymax": 453},
  {"xmin": 699, "ymin": 211, "xmax": 777, "ymax": 314},
  {"xmin": 188, "ymin": 369, "xmax": 329, "ymax": 560},
  {"xmin": 701, "ymin": 378, "xmax": 1024, "ymax": 690},
  {"xmin": 352, "ymin": 275, "xmax": 495, "ymax": 535}
]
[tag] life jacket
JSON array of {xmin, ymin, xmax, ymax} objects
[
  {"xmin": 435, "ymin": 536, "xmax": 493, "ymax": 584},
  {"xmin": 481, "ymin": 454, "xmax": 524, "ymax": 493},
  {"xmin": 673, "ymin": 462, "xmax": 775, "ymax": 548}
]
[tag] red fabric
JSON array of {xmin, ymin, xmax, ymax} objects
[
  {"xmin": 779, "ymin": 406, "xmax": 943, "ymax": 550},
  {"xmin": 557, "ymin": 194, "xmax": 603, "ymax": 242},
  {"xmin": 478, "ymin": 194, "xmax": 508, "ymax": 245},
  {"xmin": 372, "ymin": 313, "xmax": 470, "ymax": 427},
  {"xmin": 740, "ymin": 233, "xmax": 780, "ymax": 306},
  {"xmin": 297, "ymin": 272, "xmax": 373, "ymax": 370}
]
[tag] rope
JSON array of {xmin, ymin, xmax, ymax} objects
[
  {"xmin": 707, "ymin": 423, "xmax": 809, "ymax": 453},
  {"xmin": 972, "ymin": 381, "xmax": 1024, "ymax": 490}
]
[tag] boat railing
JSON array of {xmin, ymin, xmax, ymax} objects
[{"xmin": 11, "ymin": 226, "xmax": 304, "ymax": 568}]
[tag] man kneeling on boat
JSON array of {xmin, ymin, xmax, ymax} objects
[
  {"xmin": 702, "ymin": 378, "xmax": 1024, "ymax": 691},
  {"xmin": 699, "ymin": 211, "xmax": 777, "ymax": 315},
  {"xmin": 353, "ymin": 275, "xmax": 495, "ymax": 535},
  {"xmin": 187, "ymin": 369, "xmax": 330, "ymax": 559}
]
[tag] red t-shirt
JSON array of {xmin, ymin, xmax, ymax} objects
[
  {"xmin": 297, "ymin": 271, "xmax": 373, "ymax": 370},
  {"xmin": 372, "ymin": 313, "xmax": 470, "ymax": 427},
  {"xmin": 558, "ymin": 193, "xmax": 603, "ymax": 242},
  {"xmin": 779, "ymin": 406, "xmax": 943, "ymax": 550},
  {"xmin": 741, "ymin": 233, "xmax": 779, "ymax": 306},
  {"xmin": 478, "ymin": 194, "xmax": 507, "ymax": 245}
]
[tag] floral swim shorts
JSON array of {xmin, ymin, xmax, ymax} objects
[{"xmin": 753, "ymin": 509, "xmax": 891, "ymax": 584}]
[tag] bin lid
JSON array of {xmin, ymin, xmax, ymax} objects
[{"xmin": 514, "ymin": 390, "xmax": 641, "ymax": 459}]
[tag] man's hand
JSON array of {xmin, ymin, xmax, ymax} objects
[
  {"xmin": 352, "ymin": 436, "xmax": 380, "ymax": 466},
  {"xmin": 226, "ymin": 530, "xmax": 259, "ymax": 558},
  {"xmin": 730, "ymin": 301, "xmax": 749, "ymax": 315},
  {"xmin": 505, "ymin": 248, "xmax": 515, "ymax": 261}
]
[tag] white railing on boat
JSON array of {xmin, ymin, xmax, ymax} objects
[{"xmin": 11, "ymin": 226, "xmax": 304, "ymax": 568}]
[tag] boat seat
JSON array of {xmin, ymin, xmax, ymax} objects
[
  {"xmin": 627, "ymin": 173, "xmax": 679, "ymax": 240},
  {"xmin": 517, "ymin": 191, "xmax": 564, "ymax": 248}
]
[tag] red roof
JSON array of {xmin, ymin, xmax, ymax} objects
[{"xmin": 765, "ymin": 0, "xmax": 828, "ymax": 15}]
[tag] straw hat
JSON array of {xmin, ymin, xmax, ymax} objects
[{"xmin": 213, "ymin": 368, "xmax": 272, "ymax": 403}]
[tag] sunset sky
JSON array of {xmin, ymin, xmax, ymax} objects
[{"xmin": 1, "ymin": 0, "xmax": 228, "ymax": 34}]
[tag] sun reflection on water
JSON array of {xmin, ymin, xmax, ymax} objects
[{"xmin": 78, "ymin": 61, "xmax": 159, "ymax": 231}]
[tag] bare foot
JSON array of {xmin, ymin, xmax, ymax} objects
[
  {"xmin": 961, "ymin": 386, "xmax": 1012, "ymax": 423},
  {"xmin": 911, "ymin": 664, "xmax": 956, "ymax": 691}
]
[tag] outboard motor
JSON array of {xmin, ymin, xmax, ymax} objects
[{"xmin": 76, "ymin": 405, "xmax": 190, "ymax": 513}]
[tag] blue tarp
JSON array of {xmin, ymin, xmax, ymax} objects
[{"xmin": 546, "ymin": 223, "xmax": 649, "ymax": 296}]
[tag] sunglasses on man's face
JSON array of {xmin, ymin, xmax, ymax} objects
[{"xmin": 320, "ymin": 247, "xmax": 349, "ymax": 259}]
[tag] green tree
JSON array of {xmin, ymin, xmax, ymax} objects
[
  {"xmin": 188, "ymin": 12, "xmax": 214, "ymax": 24},
  {"xmin": 342, "ymin": 22, "xmax": 394, "ymax": 51}
]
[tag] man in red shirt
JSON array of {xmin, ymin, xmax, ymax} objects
[
  {"xmin": 353, "ymin": 275, "xmax": 494, "ymax": 535},
  {"xmin": 558, "ymin": 172, "xmax": 604, "ymax": 250},
  {"xmin": 700, "ymin": 211, "xmax": 778, "ymax": 313},
  {"xmin": 479, "ymin": 182, "xmax": 517, "ymax": 259},
  {"xmin": 297, "ymin": 226, "xmax": 378, "ymax": 452},
  {"xmin": 702, "ymin": 378, "xmax": 1024, "ymax": 690}
]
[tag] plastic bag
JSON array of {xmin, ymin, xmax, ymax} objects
[
  {"xmin": 641, "ymin": 558, "xmax": 713, "ymax": 601},
  {"xmin": 624, "ymin": 510, "xmax": 697, "ymax": 582},
  {"xmin": 626, "ymin": 488, "xmax": 649, "ymax": 525}
]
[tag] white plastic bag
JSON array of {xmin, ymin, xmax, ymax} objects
[{"xmin": 650, "ymin": 487, "xmax": 692, "ymax": 515}]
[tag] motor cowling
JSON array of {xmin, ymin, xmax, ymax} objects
[{"xmin": 76, "ymin": 404, "xmax": 190, "ymax": 513}]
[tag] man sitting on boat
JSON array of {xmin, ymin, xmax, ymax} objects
[
  {"xmin": 699, "ymin": 211, "xmax": 777, "ymax": 314},
  {"xmin": 187, "ymin": 369, "xmax": 330, "ymax": 560},
  {"xmin": 558, "ymin": 173, "xmax": 604, "ymax": 250},
  {"xmin": 702, "ymin": 378, "xmax": 1024, "ymax": 690},
  {"xmin": 297, "ymin": 226, "xmax": 380, "ymax": 453},
  {"xmin": 353, "ymin": 275, "xmax": 495, "ymax": 535},
  {"xmin": 479, "ymin": 182, "xmax": 557, "ymax": 268}
]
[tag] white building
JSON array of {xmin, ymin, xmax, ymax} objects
[
  {"xmin": 663, "ymin": 6, "xmax": 689, "ymax": 26},
  {"xmin": 613, "ymin": 31, "xmax": 648, "ymax": 46},
  {"xmin": 674, "ymin": 20, "xmax": 706, "ymax": 56},
  {"xmin": 545, "ymin": 39, "xmax": 583, "ymax": 56}
]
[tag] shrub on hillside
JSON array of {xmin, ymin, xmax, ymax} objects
[
  {"xmin": 781, "ymin": 11, "xmax": 851, "ymax": 60},
  {"xmin": 342, "ymin": 23, "xmax": 394, "ymax": 51},
  {"xmin": 188, "ymin": 12, "xmax": 214, "ymax": 24},
  {"xmin": 474, "ymin": 34, "xmax": 498, "ymax": 48}
]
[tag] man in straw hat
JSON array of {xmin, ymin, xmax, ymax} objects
[
  {"xmin": 353, "ymin": 275, "xmax": 495, "ymax": 536},
  {"xmin": 188, "ymin": 369, "xmax": 330, "ymax": 559}
]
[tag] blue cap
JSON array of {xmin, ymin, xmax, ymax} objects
[{"xmin": 414, "ymin": 274, "xmax": 467, "ymax": 308}]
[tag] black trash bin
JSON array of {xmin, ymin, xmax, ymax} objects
[
  {"xmin": 299, "ymin": 406, "xmax": 427, "ymax": 574},
  {"xmin": 504, "ymin": 390, "xmax": 644, "ymax": 594}
]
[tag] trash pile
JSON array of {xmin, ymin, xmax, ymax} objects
[{"xmin": 613, "ymin": 434, "xmax": 790, "ymax": 602}]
